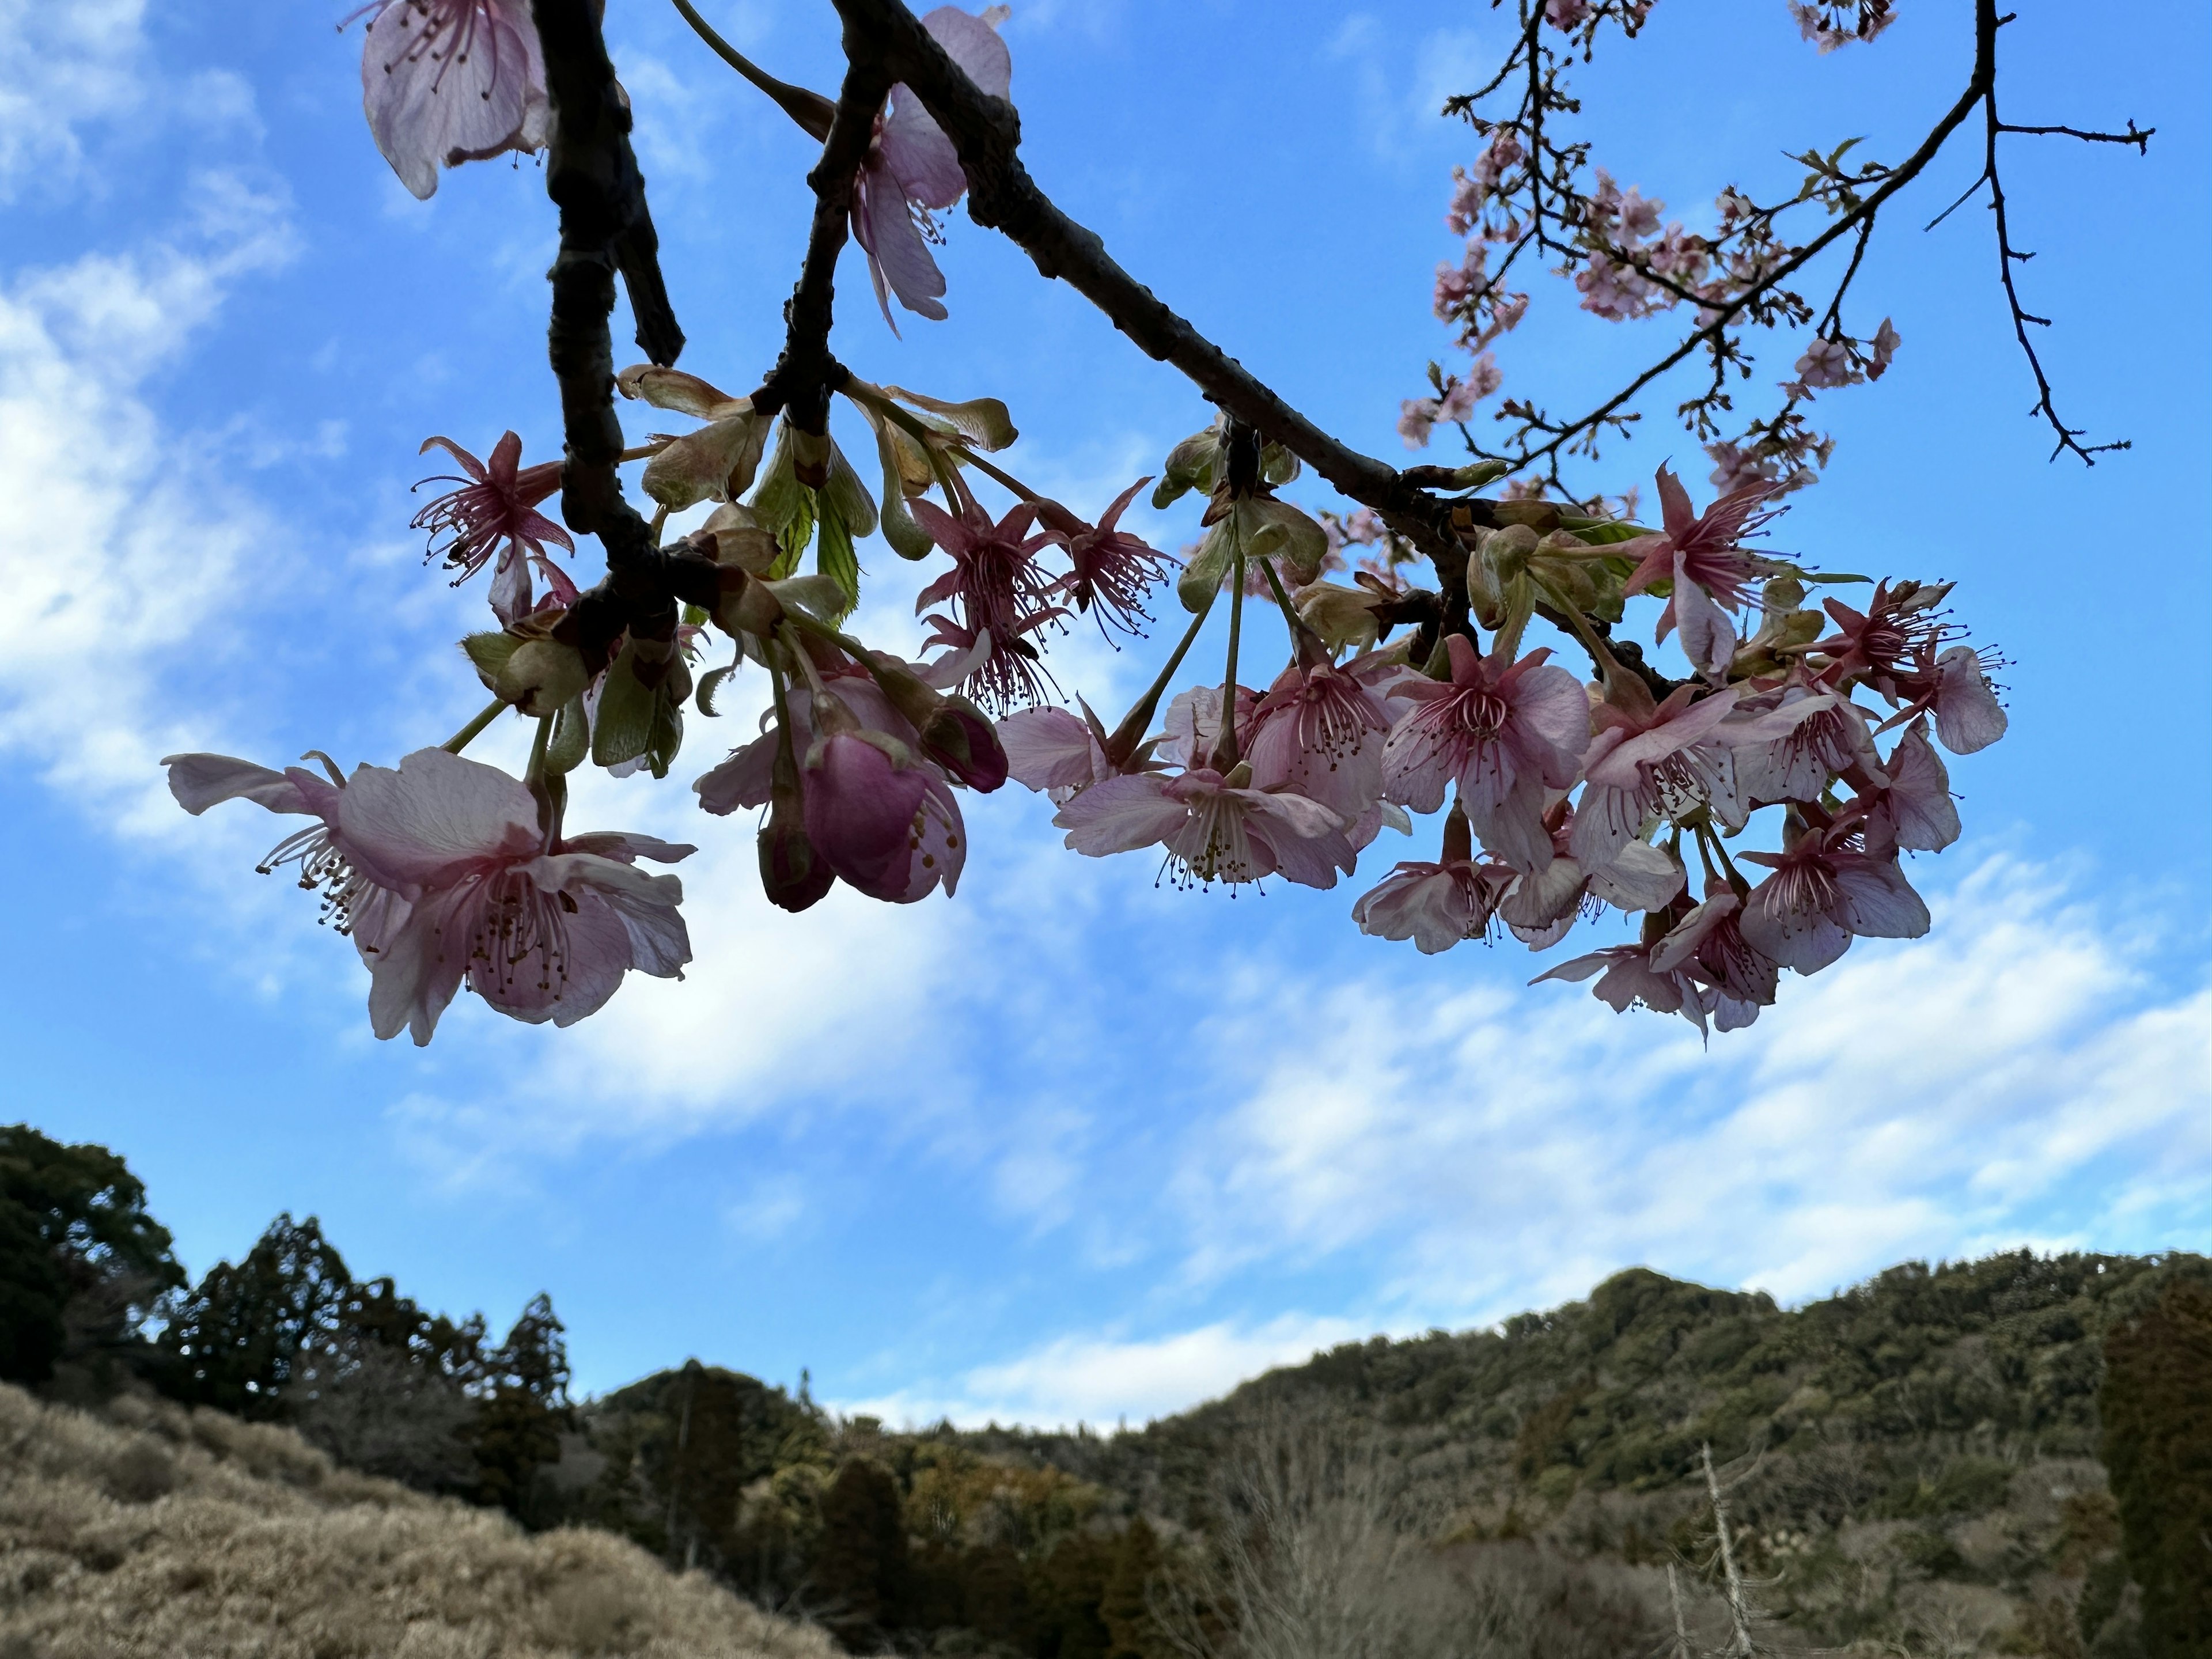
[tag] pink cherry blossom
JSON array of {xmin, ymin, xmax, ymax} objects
[
  {"xmin": 1397, "ymin": 398, "xmax": 1441, "ymax": 449},
  {"xmin": 997, "ymin": 705, "xmax": 1112, "ymax": 800},
  {"xmin": 1738, "ymin": 817, "xmax": 1929, "ymax": 974},
  {"xmin": 1244, "ymin": 660, "xmax": 1393, "ymax": 825},
  {"xmin": 358, "ymin": 1, "xmax": 550, "ymax": 202},
  {"xmin": 698, "ymin": 673, "xmax": 968, "ymax": 904},
  {"xmin": 1570, "ymin": 683, "xmax": 1743, "ymax": 869},
  {"xmin": 1535, "ymin": 941, "xmax": 1707, "ymax": 1028},
  {"xmin": 912, "ymin": 493, "xmax": 1063, "ymax": 710},
  {"xmin": 1354, "ymin": 854, "xmax": 1516, "ymax": 953},
  {"xmin": 1054, "ymin": 767, "xmax": 1354, "ymax": 891},
  {"xmin": 1926, "ymin": 645, "xmax": 2009, "ymax": 755},
  {"xmin": 851, "ymin": 7, "xmax": 1011, "ymax": 327},
  {"xmin": 1618, "ymin": 465, "xmax": 1785, "ymax": 677},
  {"xmin": 168, "ymin": 747, "xmax": 692, "ymax": 1044},
  {"xmin": 1856, "ymin": 722, "xmax": 1961, "ymax": 855},
  {"xmin": 412, "ymin": 431, "xmax": 575, "ymax": 623},
  {"xmin": 1731, "ymin": 679, "xmax": 1876, "ymax": 806},
  {"xmin": 1503, "ymin": 803, "xmax": 1684, "ymax": 947},
  {"xmin": 1052, "ymin": 477, "xmax": 1175, "ymax": 637},
  {"xmin": 1651, "ymin": 882, "xmax": 1777, "ymax": 1031},
  {"xmin": 164, "ymin": 753, "xmax": 410, "ymax": 955},
  {"xmin": 1380, "ymin": 635, "xmax": 1589, "ymax": 873}
]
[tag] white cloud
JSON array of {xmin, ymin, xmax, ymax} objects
[
  {"xmin": 0, "ymin": 180, "xmax": 295, "ymax": 832},
  {"xmin": 0, "ymin": 0, "xmax": 146, "ymax": 199},
  {"xmin": 1173, "ymin": 854, "xmax": 2210, "ymax": 1322},
  {"xmin": 842, "ymin": 1311, "xmax": 1368, "ymax": 1430},
  {"xmin": 1327, "ymin": 19, "xmax": 1497, "ymax": 163}
]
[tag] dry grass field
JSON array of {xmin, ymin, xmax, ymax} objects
[{"xmin": 0, "ymin": 1383, "xmax": 838, "ymax": 1659}]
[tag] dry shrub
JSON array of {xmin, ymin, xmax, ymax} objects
[{"xmin": 0, "ymin": 1384, "xmax": 836, "ymax": 1659}]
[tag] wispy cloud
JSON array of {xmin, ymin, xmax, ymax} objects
[
  {"xmin": 840, "ymin": 1310, "xmax": 1368, "ymax": 1430},
  {"xmin": 1172, "ymin": 853, "xmax": 2209, "ymax": 1319}
]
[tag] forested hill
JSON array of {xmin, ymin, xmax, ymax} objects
[
  {"xmin": 558, "ymin": 1249, "xmax": 2207, "ymax": 1658},
  {"xmin": 978, "ymin": 1249, "xmax": 2186, "ymax": 1519},
  {"xmin": 7, "ymin": 1120, "xmax": 2205, "ymax": 1658}
]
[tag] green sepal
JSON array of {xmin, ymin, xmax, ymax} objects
[{"xmin": 462, "ymin": 631, "xmax": 521, "ymax": 687}]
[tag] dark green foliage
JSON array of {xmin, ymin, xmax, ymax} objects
[
  {"xmin": 160, "ymin": 1213, "xmax": 352, "ymax": 1416},
  {"xmin": 464, "ymin": 1292, "xmax": 573, "ymax": 1518},
  {"xmin": 0, "ymin": 1124, "xmax": 184, "ymax": 1385},
  {"xmin": 815, "ymin": 1459, "xmax": 907, "ymax": 1643},
  {"xmin": 2099, "ymin": 1278, "xmax": 2212, "ymax": 1659}
]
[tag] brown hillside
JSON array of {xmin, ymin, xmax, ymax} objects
[{"xmin": 0, "ymin": 1382, "xmax": 835, "ymax": 1659}]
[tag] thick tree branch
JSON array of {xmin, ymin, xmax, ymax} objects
[
  {"xmin": 755, "ymin": 44, "xmax": 892, "ymax": 434},
  {"xmin": 820, "ymin": 0, "xmax": 1475, "ymax": 564},
  {"xmin": 532, "ymin": 0, "xmax": 716, "ymax": 666}
]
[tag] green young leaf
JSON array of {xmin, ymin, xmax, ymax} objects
[
  {"xmin": 816, "ymin": 502, "xmax": 861, "ymax": 621},
  {"xmin": 769, "ymin": 487, "xmax": 815, "ymax": 579},
  {"xmin": 1800, "ymin": 570, "xmax": 1874, "ymax": 585},
  {"xmin": 546, "ymin": 692, "xmax": 590, "ymax": 776},
  {"xmin": 751, "ymin": 419, "xmax": 812, "ymax": 565},
  {"xmin": 645, "ymin": 691, "xmax": 684, "ymax": 780},
  {"xmin": 591, "ymin": 643, "xmax": 655, "ymax": 768}
]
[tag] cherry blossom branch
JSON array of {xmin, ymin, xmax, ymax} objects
[{"xmin": 1485, "ymin": 3, "xmax": 1999, "ymax": 482}]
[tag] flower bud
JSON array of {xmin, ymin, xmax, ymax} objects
[
  {"xmin": 493, "ymin": 637, "xmax": 589, "ymax": 718},
  {"xmin": 760, "ymin": 764, "xmax": 835, "ymax": 912},
  {"xmin": 918, "ymin": 696, "xmax": 1009, "ymax": 792},
  {"xmin": 1483, "ymin": 522, "xmax": 1539, "ymax": 582}
]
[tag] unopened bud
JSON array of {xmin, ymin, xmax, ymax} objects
[
  {"xmin": 918, "ymin": 695, "xmax": 1009, "ymax": 793},
  {"xmin": 493, "ymin": 638, "xmax": 589, "ymax": 718},
  {"xmin": 1483, "ymin": 522, "xmax": 1539, "ymax": 582}
]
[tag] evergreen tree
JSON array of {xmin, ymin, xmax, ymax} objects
[
  {"xmin": 161, "ymin": 1213, "xmax": 351, "ymax": 1416},
  {"xmin": 2100, "ymin": 1277, "xmax": 2212, "ymax": 1659},
  {"xmin": 1101, "ymin": 1518, "xmax": 1170, "ymax": 1659},
  {"xmin": 813, "ymin": 1457, "xmax": 908, "ymax": 1645},
  {"xmin": 0, "ymin": 1126, "xmax": 184, "ymax": 1386},
  {"xmin": 466, "ymin": 1292, "xmax": 573, "ymax": 1520}
]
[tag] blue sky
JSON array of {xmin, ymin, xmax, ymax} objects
[{"xmin": 2, "ymin": 0, "xmax": 2205, "ymax": 1426}]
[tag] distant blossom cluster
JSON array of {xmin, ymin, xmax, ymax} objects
[{"xmin": 166, "ymin": 0, "xmax": 2024, "ymax": 1046}]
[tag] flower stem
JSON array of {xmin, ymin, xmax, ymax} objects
[
  {"xmin": 668, "ymin": 0, "xmax": 836, "ymax": 139},
  {"xmin": 1210, "ymin": 525, "xmax": 1247, "ymax": 771},
  {"xmin": 441, "ymin": 698, "xmax": 506, "ymax": 755},
  {"xmin": 1103, "ymin": 589, "xmax": 1217, "ymax": 767},
  {"xmin": 524, "ymin": 713, "xmax": 558, "ymax": 845}
]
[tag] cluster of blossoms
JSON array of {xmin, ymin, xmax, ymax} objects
[
  {"xmin": 166, "ymin": 0, "xmax": 2017, "ymax": 1047},
  {"xmin": 1405, "ymin": 0, "xmax": 1923, "ymax": 497}
]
